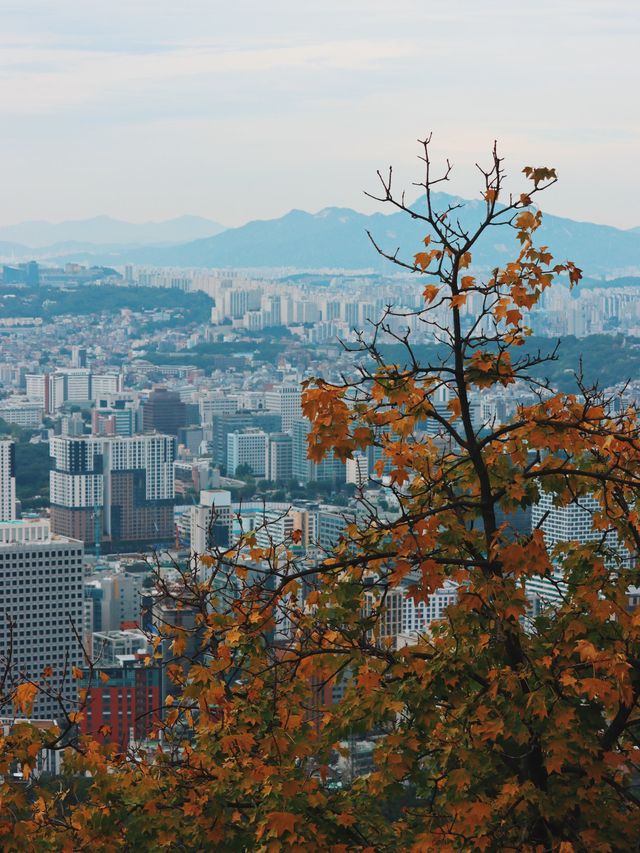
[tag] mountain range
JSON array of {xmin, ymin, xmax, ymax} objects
[
  {"xmin": 0, "ymin": 215, "xmax": 224, "ymax": 254},
  {"xmin": 0, "ymin": 198, "xmax": 639, "ymax": 278}
]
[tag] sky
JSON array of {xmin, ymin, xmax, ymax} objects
[{"xmin": 0, "ymin": 0, "xmax": 638, "ymax": 229}]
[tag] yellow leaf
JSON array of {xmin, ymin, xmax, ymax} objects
[
  {"xmin": 423, "ymin": 284, "xmax": 440, "ymax": 303},
  {"xmin": 14, "ymin": 682, "xmax": 38, "ymax": 714}
]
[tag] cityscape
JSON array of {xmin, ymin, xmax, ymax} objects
[
  {"xmin": 1, "ymin": 1, "xmax": 640, "ymax": 850},
  {"xmin": 1, "ymin": 249, "xmax": 639, "ymax": 753}
]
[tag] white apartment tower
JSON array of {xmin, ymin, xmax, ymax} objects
[
  {"xmin": 0, "ymin": 520, "xmax": 85, "ymax": 719},
  {"xmin": 528, "ymin": 491, "xmax": 631, "ymax": 615},
  {"xmin": 0, "ymin": 440, "xmax": 16, "ymax": 521}
]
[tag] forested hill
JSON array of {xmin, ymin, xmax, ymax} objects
[
  {"xmin": 0, "ymin": 285, "xmax": 212, "ymax": 322},
  {"xmin": 376, "ymin": 334, "xmax": 640, "ymax": 394}
]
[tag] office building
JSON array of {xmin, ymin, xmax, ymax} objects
[
  {"xmin": 0, "ymin": 401, "xmax": 43, "ymax": 428},
  {"xmin": 142, "ymin": 386, "xmax": 187, "ymax": 436},
  {"xmin": 0, "ymin": 441, "xmax": 16, "ymax": 521},
  {"xmin": 227, "ymin": 429, "xmax": 268, "ymax": 477},
  {"xmin": 80, "ymin": 630, "xmax": 160, "ymax": 748},
  {"xmin": 190, "ymin": 489, "xmax": 233, "ymax": 556},
  {"xmin": 265, "ymin": 384, "xmax": 302, "ymax": 432},
  {"xmin": 292, "ymin": 418, "xmax": 345, "ymax": 483},
  {"xmin": 91, "ymin": 373, "xmax": 121, "ymax": 398},
  {"xmin": 267, "ymin": 433, "xmax": 293, "ymax": 482},
  {"xmin": 0, "ymin": 520, "xmax": 84, "ymax": 719},
  {"xmin": 346, "ymin": 453, "xmax": 369, "ymax": 488},
  {"xmin": 62, "ymin": 369, "xmax": 92, "ymax": 403}
]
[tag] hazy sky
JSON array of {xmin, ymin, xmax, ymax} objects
[{"xmin": 1, "ymin": 0, "xmax": 638, "ymax": 228}]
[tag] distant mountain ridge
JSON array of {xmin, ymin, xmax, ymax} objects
[
  {"xmin": 0, "ymin": 214, "xmax": 225, "ymax": 249},
  {"xmin": 1, "ymin": 198, "xmax": 639, "ymax": 277},
  {"xmin": 101, "ymin": 194, "xmax": 640, "ymax": 277}
]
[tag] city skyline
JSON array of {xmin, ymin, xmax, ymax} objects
[{"xmin": 1, "ymin": 1, "xmax": 639, "ymax": 229}]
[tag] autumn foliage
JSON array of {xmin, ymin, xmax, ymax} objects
[{"xmin": 3, "ymin": 139, "xmax": 640, "ymax": 851}]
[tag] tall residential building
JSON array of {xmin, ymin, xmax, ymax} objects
[
  {"xmin": 49, "ymin": 436, "xmax": 104, "ymax": 544},
  {"xmin": 0, "ymin": 440, "xmax": 16, "ymax": 521},
  {"xmin": 227, "ymin": 429, "xmax": 268, "ymax": 477},
  {"xmin": 50, "ymin": 435, "xmax": 176, "ymax": 548},
  {"xmin": 0, "ymin": 520, "xmax": 84, "ymax": 719},
  {"xmin": 265, "ymin": 384, "xmax": 302, "ymax": 432},
  {"xmin": 528, "ymin": 491, "xmax": 630, "ymax": 614}
]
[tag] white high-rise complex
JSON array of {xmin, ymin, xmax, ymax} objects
[
  {"xmin": 0, "ymin": 520, "xmax": 85, "ymax": 719},
  {"xmin": 528, "ymin": 491, "xmax": 631, "ymax": 615},
  {"xmin": 265, "ymin": 384, "xmax": 302, "ymax": 432},
  {"xmin": 0, "ymin": 440, "xmax": 16, "ymax": 521},
  {"xmin": 49, "ymin": 434, "xmax": 176, "ymax": 546},
  {"xmin": 226, "ymin": 429, "xmax": 268, "ymax": 477}
]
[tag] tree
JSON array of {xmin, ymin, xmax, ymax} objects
[{"xmin": 3, "ymin": 139, "xmax": 640, "ymax": 851}]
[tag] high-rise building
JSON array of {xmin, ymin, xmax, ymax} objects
[
  {"xmin": 199, "ymin": 394, "xmax": 240, "ymax": 423},
  {"xmin": 62, "ymin": 369, "xmax": 92, "ymax": 403},
  {"xmin": 227, "ymin": 429, "xmax": 268, "ymax": 477},
  {"xmin": 0, "ymin": 440, "xmax": 16, "ymax": 521},
  {"xmin": 267, "ymin": 433, "xmax": 293, "ymax": 482},
  {"xmin": 92, "ymin": 398, "xmax": 138, "ymax": 437},
  {"xmin": 0, "ymin": 520, "xmax": 84, "ymax": 719},
  {"xmin": 142, "ymin": 387, "xmax": 187, "ymax": 436},
  {"xmin": 26, "ymin": 372, "xmax": 64, "ymax": 414},
  {"xmin": 528, "ymin": 491, "xmax": 630, "ymax": 614},
  {"xmin": 84, "ymin": 567, "xmax": 152, "ymax": 634},
  {"xmin": 209, "ymin": 413, "xmax": 253, "ymax": 468},
  {"xmin": 91, "ymin": 373, "xmax": 121, "ymax": 398},
  {"xmin": 292, "ymin": 418, "xmax": 345, "ymax": 483},
  {"xmin": 190, "ymin": 489, "xmax": 233, "ymax": 556},
  {"xmin": 50, "ymin": 435, "xmax": 176, "ymax": 548},
  {"xmin": 346, "ymin": 453, "xmax": 369, "ymax": 488},
  {"xmin": 312, "ymin": 506, "xmax": 354, "ymax": 551},
  {"xmin": 70, "ymin": 346, "xmax": 87, "ymax": 369},
  {"xmin": 265, "ymin": 384, "xmax": 302, "ymax": 432}
]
